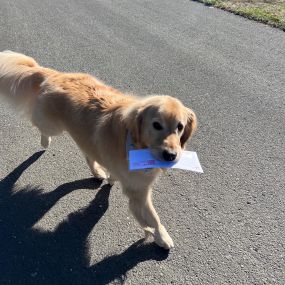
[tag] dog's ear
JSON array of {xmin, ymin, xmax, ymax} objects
[
  {"xmin": 180, "ymin": 108, "xmax": 197, "ymax": 148},
  {"xmin": 125, "ymin": 106, "xmax": 145, "ymax": 146}
]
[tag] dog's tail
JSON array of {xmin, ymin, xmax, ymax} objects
[{"xmin": 0, "ymin": 51, "xmax": 46, "ymax": 111}]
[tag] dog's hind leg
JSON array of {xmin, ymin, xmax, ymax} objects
[
  {"xmin": 107, "ymin": 175, "xmax": 116, "ymax": 186},
  {"xmin": 31, "ymin": 110, "xmax": 62, "ymax": 149},
  {"xmin": 41, "ymin": 134, "xmax": 51, "ymax": 148},
  {"xmin": 86, "ymin": 156, "xmax": 108, "ymax": 180}
]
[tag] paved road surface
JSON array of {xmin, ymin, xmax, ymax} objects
[{"xmin": 0, "ymin": 0, "xmax": 284, "ymax": 284}]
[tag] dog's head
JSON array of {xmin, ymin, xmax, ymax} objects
[{"xmin": 125, "ymin": 95, "xmax": 197, "ymax": 162}]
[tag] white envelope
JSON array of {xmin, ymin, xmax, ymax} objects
[{"xmin": 129, "ymin": 149, "xmax": 203, "ymax": 173}]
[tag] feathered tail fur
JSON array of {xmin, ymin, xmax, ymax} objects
[{"xmin": 0, "ymin": 50, "xmax": 45, "ymax": 110}]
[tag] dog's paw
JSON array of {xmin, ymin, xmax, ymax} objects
[
  {"xmin": 154, "ymin": 226, "xmax": 174, "ymax": 250},
  {"xmin": 41, "ymin": 135, "xmax": 51, "ymax": 148},
  {"xmin": 144, "ymin": 227, "xmax": 155, "ymax": 240},
  {"xmin": 93, "ymin": 166, "xmax": 108, "ymax": 180},
  {"xmin": 107, "ymin": 178, "xmax": 115, "ymax": 185},
  {"xmin": 107, "ymin": 175, "xmax": 116, "ymax": 185}
]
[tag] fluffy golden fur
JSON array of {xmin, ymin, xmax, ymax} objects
[{"xmin": 0, "ymin": 51, "xmax": 197, "ymax": 249}]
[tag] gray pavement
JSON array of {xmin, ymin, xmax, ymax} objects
[{"xmin": 0, "ymin": 0, "xmax": 284, "ymax": 284}]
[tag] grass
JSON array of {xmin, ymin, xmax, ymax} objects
[{"xmin": 193, "ymin": 0, "xmax": 285, "ymax": 31}]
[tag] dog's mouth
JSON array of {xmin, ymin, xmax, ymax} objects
[{"xmin": 150, "ymin": 147, "xmax": 180, "ymax": 163}]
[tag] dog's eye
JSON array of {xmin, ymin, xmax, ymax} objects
[
  {"xmin": 177, "ymin": 122, "xmax": 184, "ymax": 132},
  {"xmin": 153, "ymin": 122, "xmax": 163, "ymax": 130}
]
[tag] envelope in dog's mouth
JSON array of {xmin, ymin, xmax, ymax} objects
[{"xmin": 128, "ymin": 148, "xmax": 203, "ymax": 173}]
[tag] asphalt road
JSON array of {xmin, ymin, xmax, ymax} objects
[{"xmin": 0, "ymin": 0, "xmax": 284, "ymax": 284}]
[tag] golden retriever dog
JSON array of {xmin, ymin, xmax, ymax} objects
[{"xmin": 0, "ymin": 51, "xmax": 197, "ymax": 249}]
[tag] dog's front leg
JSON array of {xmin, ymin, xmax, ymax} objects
[
  {"xmin": 126, "ymin": 188, "xmax": 174, "ymax": 250},
  {"xmin": 85, "ymin": 157, "xmax": 108, "ymax": 180}
]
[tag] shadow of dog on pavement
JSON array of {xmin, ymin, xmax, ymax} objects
[{"xmin": 0, "ymin": 151, "xmax": 168, "ymax": 285}]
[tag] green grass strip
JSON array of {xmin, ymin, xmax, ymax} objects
[{"xmin": 193, "ymin": 0, "xmax": 285, "ymax": 31}]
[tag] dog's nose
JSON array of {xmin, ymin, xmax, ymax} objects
[{"xmin": 162, "ymin": 150, "xmax": 177, "ymax": 161}]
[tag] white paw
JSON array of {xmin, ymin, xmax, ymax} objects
[
  {"xmin": 41, "ymin": 135, "xmax": 51, "ymax": 148},
  {"xmin": 144, "ymin": 227, "xmax": 155, "ymax": 240},
  {"xmin": 154, "ymin": 226, "xmax": 174, "ymax": 250},
  {"xmin": 107, "ymin": 175, "xmax": 116, "ymax": 185},
  {"xmin": 93, "ymin": 167, "xmax": 108, "ymax": 180}
]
